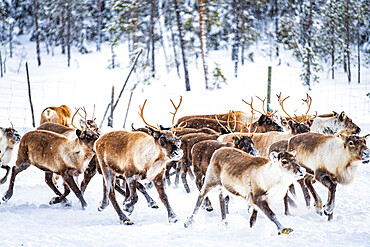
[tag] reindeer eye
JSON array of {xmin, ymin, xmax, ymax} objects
[
  {"xmin": 159, "ymin": 137, "xmax": 166, "ymax": 146},
  {"xmin": 281, "ymin": 160, "xmax": 289, "ymax": 167},
  {"xmin": 348, "ymin": 141, "xmax": 354, "ymax": 146}
]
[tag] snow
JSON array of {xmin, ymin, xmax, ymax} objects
[{"xmin": 0, "ymin": 36, "xmax": 370, "ymax": 246}]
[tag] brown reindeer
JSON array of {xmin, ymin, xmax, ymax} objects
[
  {"xmin": 286, "ymin": 133, "xmax": 370, "ymax": 221},
  {"xmin": 95, "ymin": 99, "xmax": 183, "ymax": 225},
  {"xmin": 1, "ymin": 127, "xmax": 99, "ymax": 208},
  {"xmin": 176, "ymin": 111, "xmax": 255, "ymax": 126},
  {"xmin": 0, "ymin": 127, "xmax": 21, "ymax": 184},
  {"xmin": 184, "ymin": 149, "xmax": 305, "ymax": 235},
  {"xmin": 173, "ymin": 132, "xmax": 220, "ymax": 193},
  {"xmin": 40, "ymin": 105, "xmax": 72, "ymax": 127},
  {"xmin": 191, "ymin": 135, "xmax": 258, "ymax": 211}
]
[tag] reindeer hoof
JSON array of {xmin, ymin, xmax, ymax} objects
[
  {"xmin": 148, "ymin": 201, "xmax": 158, "ymax": 209},
  {"xmin": 220, "ymin": 219, "xmax": 228, "ymax": 227},
  {"xmin": 61, "ymin": 199, "xmax": 72, "ymax": 207},
  {"xmin": 120, "ymin": 219, "xmax": 134, "ymax": 225},
  {"xmin": 184, "ymin": 218, "xmax": 194, "ymax": 228},
  {"xmin": 122, "ymin": 204, "xmax": 134, "ymax": 215},
  {"xmin": 278, "ymin": 228, "xmax": 293, "ymax": 235},
  {"xmin": 169, "ymin": 215, "xmax": 178, "ymax": 223}
]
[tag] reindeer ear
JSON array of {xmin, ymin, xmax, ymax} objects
[
  {"xmin": 258, "ymin": 115, "xmax": 267, "ymax": 125},
  {"xmin": 339, "ymin": 111, "xmax": 345, "ymax": 121},
  {"xmin": 269, "ymin": 151, "xmax": 278, "ymax": 161},
  {"xmin": 147, "ymin": 126, "xmax": 161, "ymax": 139},
  {"xmin": 76, "ymin": 129, "xmax": 84, "ymax": 138},
  {"xmin": 288, "ymin": 120, "xmax": 294, "ymax": 128},
  {"xmin": 232, "ymin": 136, "xmax": 240, "ymax": 146},
  {"xmin": 339, "ymin": 134, "xmax": 347, "ymax": 141},
  {"xmin": 332, "ymin": 111, "xmax": 338, "ymax": 116}
]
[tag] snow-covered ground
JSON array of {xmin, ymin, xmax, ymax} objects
[{"xmin": 0, "ymin": 36, "xmax": 369, "ymax": 246}]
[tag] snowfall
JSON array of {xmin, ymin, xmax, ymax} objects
[{"xmin": 0, "ymin": 36, "xmax": 369, "ymax": 247}]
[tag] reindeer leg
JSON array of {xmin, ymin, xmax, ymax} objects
[
  {"xmin": 62, "ymin": 169, "xmax": 87, "ymax": 209},
  {"xmin": 122, "ymin": 177, "xmax": 138, "ymax": 215},
  {"xmin": 219, "ymin": 190, "xmax": 228, "ymax": 226},
  {"xmin": 80, "ymin": 156, "xmax": 98, "ymax": 194},
  {"xmin": 249, "ymin": 209, "xmax": 258, "ymax": 228},
  {"xmin": 174, "ymin": 161, "xmax": 181, "ymax": 187},
  {"xmin": 2, "ymin": 162, "xmax": 31, "ymax": 202},
  {"xmin": 0, "ymin": 165, "xmax": 11, "ymax": 184},
  {"xmin": 137, "ymin": 181, "xmax": 158, "ymax": 209},
  {"xmin": 316, "ymin": 170, "xmax": 337, "ymax": 221},
  {"xmin": 181, "ymin": 159, "xmax": 191, "ymax": 193},
  {"xmin": 298, "ymin": 178, "xmax": 311, "ymax": 208},
  {"xmin": 153, "ymin": 172, "xmax": 178, "ymax": 223},
  {"xmin": 305, "ymin": 175, "xmax": 323, "ymax": 215},
  {"xmin": 284, "ymin": 192, "xmax": 291, "ymax": 216},
  {"xmin": 184, "ymin": 171, "xmax": 220, "ymax": 228},
  {"xmin": 45, "ymin": 172, "xmax": 70, "ymax": 205},
  {"xmin": 114, "ymin": 179, "xmax": 126, "ymax": 197},
  {"xmin": 165, "ymin": 161, "xmax": 175, "ymax": 186},
  {"xmin": 98, "ymin": 177, "xmax": 109, "ymax": 211},
  {"xmin": 100, "ymin": 166, "xmax": 132, "ymax": 224},
  {"xmin": 253, "ymin": 197, "xmax": 293, "ymax": 235},
  {"xmin": 196, "ymin": 175, "xmax": 213, "ymax": 212}
]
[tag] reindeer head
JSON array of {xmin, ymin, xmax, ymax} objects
[
  {"xmin": 254, "ymin": 115, "xmax": 284, "ymax": 132},
  {"xmin": 0, "ymin": 127, "xmax": 21, "ymax": 146},
  {"xmin": 341, "ymin": 134, "xmax": 370, "ymax": 162},
  {"xmin": 146, "ymin": 126, "xmax": 183, "ymax": 161},
  {"xmin": 270, "ymin": 151, "xmax": 306, "ymax": 179},
  {"xmin": 336, "ymin": 111, "xmax": 361, "ymax": 135},
  {"xmin": 139, "ymin": 97, "xmax": 183, "ymax": 162},
  {"xmin": 232, "ymin": 135, "xmax": 258, "ymax": 157},
  {"xmin": 287, "ymin": 120, "xmax": 310, "ymax": 134}
]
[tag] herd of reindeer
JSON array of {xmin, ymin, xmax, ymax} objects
[{"xmin": 0, "ymin": 93, "xmax": 369, "ymax": 235}]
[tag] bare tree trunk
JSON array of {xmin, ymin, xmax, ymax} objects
[
  {"xmin": 345, "ymin": 0, "xmax": 351, "ymax": 83},
  {"xmin": 173, "ymin": 0, "xmax": 190, "ymax": 91},
  {"xmin": 232, "ymin": 0, "xmax": 241, "ymax": 78},
  {"xmin": 306, "ymin": 0, "xmax": 313, "ymax": 90},
  {"xmin": 33, "ymin": 0, "xmax": 41, "ymax": 66},
  {"xmin": 67, "ymin": 3, "xmax": 71, "ymax": 67},
  {"xmin": 61, "ymin": 8, "xmax": 66, "ymax": 54},
  {"xmin": 330, "ymin": 0, "xmax": 335, "ymax": 80},
  {"xmin": 9, "ymin": 20, "xmax": 13, "ymax": 58},
  {"xmin": 150, "ymin": 0, "xmax": 156, "ymax": 77},
  {"xmin": 198, "ymin": 0, "xmax": 209, "ymax": 89},
  {"xmin": 132, "ymin": 8, "xmax": 137, "ymax": 50},
  {"xmin": 275, "ymin": 0, "xmax": 279, "ymax": 57},
  {"xmin": 357, "ymin": 20, "xmax": 360, "ymax": 84},
  {"xmin": 96, "ymin": 0, "xmax": 102, "ymax": 52}
]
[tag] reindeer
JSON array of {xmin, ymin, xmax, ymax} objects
[
  {"xmin": 40, "ymin": 105, "xmax": 72, "ymax": 127},
  {"xmin": 184, "ymin": 148, "xmax": 305, "ymax": 235},
  {"xmin": 286, "ymin": 132, "xmax": 369, "ymax": 221},
  {"xmin": 191, "ymin": 135, "xmax": 258, "ymax": 212},
  {"xmin": 1, "ymin": 124, "xmax": 99, "ymax": 208},
  {"xmin": 0, "ymin": 126, "xmax": 21, "ymax": 184},
  {"xmin": 309, "ymin": 111, "xmax": 360, "ymax": 136},
  {"xmin": 176, "ymin": 110, "xmax": 256, "ymax": 126},
  {"xmin": 95, "ymin": 98, "xmax": 183, "ymax": 225}
]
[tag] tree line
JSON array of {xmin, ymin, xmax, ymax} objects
[{"xmin": 0, "ymin": 0, "xmax": 369, "ymax": 90}]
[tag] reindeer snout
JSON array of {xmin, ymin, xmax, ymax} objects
[
  {"xmin": 296, "ymin": 167, "xmax": 306, "ymax": 178},
  {"xmin": 171, "ymin": 149, "xmax": 183, "ymax": 161},
  {"xmin": 361, "ymin": 149, "xmax": 370, "ymax": 162}
]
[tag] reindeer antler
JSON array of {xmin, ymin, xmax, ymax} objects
[
  {"xmin": 215, "ymin": 115, "xmax": 232, "ymax": 133},
  {"xmin": 301, "ymin": 94, "xmax": 312, "ymax": 122},
  {"xmin": 170, "ymin": 96, "xmax": 182, "ymax": 128},
  {"xmin": 138, "ymin": 99, "xmax": 158, "ymax": 130},
  {"xmin": 242, "ymin": 98, "xmax": 264, "ymax": 116},
  {"xmin": 277, "ymin": 92, "xmax": 297, "ymax": 123},
  {"xmin": 71, "ymin": 107, "xmax": 81, "ymax": 129}
]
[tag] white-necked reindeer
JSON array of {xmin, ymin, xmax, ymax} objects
[{"xmin": 184, "ymin": 148, "xmax": 305, "ymax": 235}]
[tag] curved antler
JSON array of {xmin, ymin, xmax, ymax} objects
[
  {"xmin": 138, "ymin": 99, "xmax": 158, "ymax": 130},
  {"xmin": 170, "ymin": 96, "xmax": 182, "ymax": 128},
  {"xmin": 301, "ymin": 94, "xmax": 312, "ymax": 122},
  {"xmin": 71, "ymin": 107, "xmax": 81, "ymax": 129},
  {"xmin": 276, "ymin": 92, "xmax": 298, "ymax": 123}
]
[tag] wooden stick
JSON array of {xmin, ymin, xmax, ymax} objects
[{"xmin": 25, "ymin": 62, "xmax": 35, "ymax": 127}]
